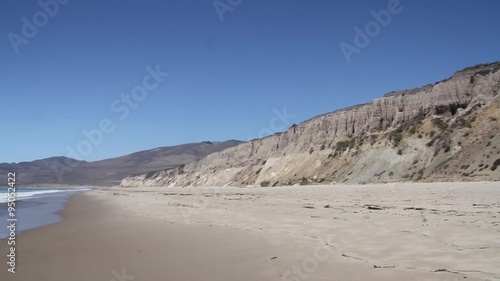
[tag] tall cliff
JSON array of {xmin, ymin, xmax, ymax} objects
[{"xmin": 122, "ymin": 62, "xmax": 500, "ymax": 187}]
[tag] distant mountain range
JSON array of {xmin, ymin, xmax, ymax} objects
[{"xmin": 0, "ymin": 140, "xmax": 242, "ymax": 186}]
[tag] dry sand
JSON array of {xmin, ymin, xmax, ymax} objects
[{"xmin": 1, "ymin": 181, "xmax": 499, "ymax": 280}]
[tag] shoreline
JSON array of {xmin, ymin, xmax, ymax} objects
[
  {"xmin": 0, "ymin": 188, "xmax": 91, "ymax": 239},
  {"xmin": 1, "ymin": 182, "xmax": 499, "ymax": 280},
  {"xmin": 0, "ymin": 192, "xmax": 278, "ymax": 280},
  {"xmin": 0, "ymin": 185, "xmax": 104, "ymax": 189}
]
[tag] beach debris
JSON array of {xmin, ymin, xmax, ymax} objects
[
  {"xmin": 433, "ymin": 268, "xmax": 460, "ymax": 274},
  {"xmin": 472, "ymin": 203, "xmax": 491, "ymax": 208},
  {"xmin": 341, "ymin": 253, "xmax": 366, "ymax": 262},
  {"xmin": 270, "ymin": 256, "xmax": 277, "ymax": 260},
  {"xmin": 374, "ymin": 265, "xmax": 395, "ymax": 269},
  {"xmin": 365, "ymin": 204, "xmax": 385, "ymax": 210},
  {"xmin": 113, "ymin": 192, "xmax": 129, "ymax": 196},
  {"xmin": 303, "ymin": 205, "xmax": 315, "ymax": 209},
  {"xmin": 163, "ymin": 193, "xmax": 192, "ymax": 196},
  {"xmin": 404, "ymin": 207, "xmax": 426, "ymax": 211},
  {"xmin": 324, "ymin": 204, "xmax": 331, "ymax": 208}
]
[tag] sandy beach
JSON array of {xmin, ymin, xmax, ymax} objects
[{"xmin": 1, "ymin": 182, "xmax": 499, "ymax": 280}]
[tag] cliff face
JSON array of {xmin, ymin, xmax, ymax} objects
[{"xmin": 122, "ymin": 62, "xmax": 500, "ymax": 187}]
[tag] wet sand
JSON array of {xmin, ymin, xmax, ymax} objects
[{"xmin": 0, "ymin": 192, "xmax": 276, "ymax": 281}]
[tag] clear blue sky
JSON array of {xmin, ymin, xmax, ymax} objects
[{"xmin": 1, "ymin": 0, "xmax": 499, "ymax": 163}]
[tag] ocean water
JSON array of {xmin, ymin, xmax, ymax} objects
[{"xmin": 0, "ymin": 188, "xmax": 90, "ymax": 239}]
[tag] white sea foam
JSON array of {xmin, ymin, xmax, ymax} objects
[{"xmin": 0, "ymin": 189, "xmax": 84, "ymax": 203}]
